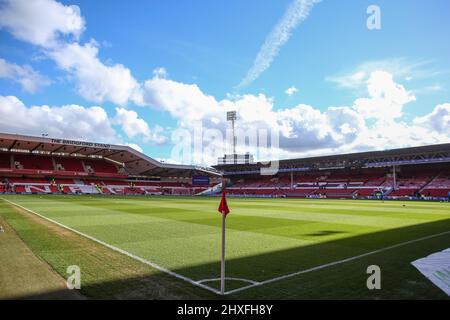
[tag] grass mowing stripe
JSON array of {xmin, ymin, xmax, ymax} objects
[
  {"xmin": 1, "ymin": 198, "xmax": 222, "ymax": 295},
  {"xmin": 0, "ymin": 214, "xmax": 83, "ymax": 300}
]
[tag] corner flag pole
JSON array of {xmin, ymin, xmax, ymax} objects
[
  {"xmin": 218, "ymin": 180, "xmax": 230, "ymax": 295},
  {"xmin": 220, "ymin": 208, "xmax": 226, "ymax": 294}
]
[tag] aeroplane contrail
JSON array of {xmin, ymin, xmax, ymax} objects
[{"xmin": 236, "ymin": 0, "xmax": 321, "ymax": 89}]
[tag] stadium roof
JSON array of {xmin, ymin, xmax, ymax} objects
[
  {"xmin": 215, "ymin": 143, "xmax": 450, "ymax": 175},
  {"xmin": 0, "ymin": 133, "xmax": 221, "ymax": 177}
]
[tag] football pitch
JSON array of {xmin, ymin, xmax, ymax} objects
[{"xmin": 1, "ymin": 195, "xmax": 449, "ymax": 299}]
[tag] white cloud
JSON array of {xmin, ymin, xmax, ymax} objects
[
  {"xmin": 141, "ymin": 76, "xmax": 364, "ymax": 155},
  {"xmin": 0, "ymin": 0, "xmax": 85, "ymax": 47},
  {"xmin": 353, "ymin": 119, "xmax": 449, "ymax": 152},
  {"xmin": 0, "ymin": 95, "xmax": 118, "ymax": 143},
  {"xmin": 237, "ymin": 0, "xmax": 320, "ymax": 89},
  {"xmin": 114, "ymin": 107, "xmax": 167, "ymax": 144},
  {"xmin": 0, "ymin": 95, "xmax": 170, "ymax": 151},
  {"xmin": 140, "ymin": 70, "xmax": 449, "ymax": 165},
  {"xmin": 1, "ymin": 0, "xmax": 448, "ymax": 164},
  {"xmin": 49, "ymin": 41, "xmax": 141, "ymax": 105},
  {"xmin": 353, "ymin": 71, "xmax": 416, "ymax": 121},
  {"xmin": 327, "ymin": 58, "xmax": 439, "ymax": 90},
  {"xmin": 142, "ymin": 76, "xmax": 220, "ymax": 125},
  {"xmin": 152, "ymin": 67, "xmax": 168, "ymax": 79},
  {"xmin": 413, "ymin": 103, "xmax": 450, "ymax": 134},
  {"xmin": 126, "ymin": 143, "xmax": 144, "ymax": 153},
  {"xmin": 285, "ymin": 86, "xmax": 298, "ymax": 96},
  {"xmin": 276, "ymin": 104, "xmax": 366, "ymax": 152},
  {"xmin": 0, "ymin": 0, "xmax": 140, "ymax": 106},
  {"xmin": 327, "ymin": 71, "xmax": 366, "ymax": 89},
  {"xmin": 1, "ymin": 65, "xmax": 449, "ymax": 166},
  {"xmin": 140, "ymin": 75, "xmax": 366, "ymax": 162},
  {"xmin": 0, "ymin": 58, "xmax": 51, "ymax": 93}
]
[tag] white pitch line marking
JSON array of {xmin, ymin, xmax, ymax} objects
[
  {"xmin": 1, "ymin": 198, "xmax": 221, "ymax": 295},
  {"xmin": 197, "ymin": 277, "xmax": 260, "ymax": 285}
]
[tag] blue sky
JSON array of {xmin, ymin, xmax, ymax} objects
[{"xmin": 0, "ymin": 0, "xmax": 449, "ymax": 164}]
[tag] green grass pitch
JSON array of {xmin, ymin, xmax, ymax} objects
[{"xmin": 1, "ymin": 195, "xmax": 449, "ymax": 299}]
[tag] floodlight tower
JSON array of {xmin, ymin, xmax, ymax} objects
[{"xmin": 227, "ymin": 111, "xmax": 237, "ymax": 155}]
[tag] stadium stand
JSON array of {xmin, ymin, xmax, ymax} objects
[
  {"xmin": 1, "ymin": 132, "xmax": 449, "ymax": 201},
  {"xmin": 0, "ymin": 153, "xmax": 10, "ymax": 168},
  {"xmin": 13, "ymin": 154, "xmax": 54, "ymax": 170},
  {"xmin": 55, "ymin": 157, "xmax": 85, "ymax": 172},
  {"xmin": 83, "ymin": 159, "xmax": 118, "ymax": 174},
  {"xmin": 0, "ymin": 175, "xmax": 216, "ymax": 196},
  {"xmin": 216, "ymin": 143, "xmax": 450, "ymax": 201},
  {"xmin": 0, "ymin": 133, "xmax": 221, "ymax": 195},
  {"xmin": 223, "ymin": 167, "xmax": 450, "ymax": 200},
  {"xmin": 420, "ymin": 171, "xmax": 450, "ymax": 197}
]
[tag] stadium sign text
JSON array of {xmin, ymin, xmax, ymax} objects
[{"xmin": 51, "ymin": 139, "xmax": 111, "ymax": 149}]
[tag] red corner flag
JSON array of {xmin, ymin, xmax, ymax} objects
[
  {"xmin": 218, "ymin": 190, "xmax": 230, "ymax": 216},
  {"xmin": 218, "ymin": 187, "xmax": 230, "ymax": 294}
]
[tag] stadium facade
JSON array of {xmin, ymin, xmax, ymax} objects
[
  {"xmin": 215, "ymin": 143, "xmax": 450, "ymax": 200},
  {"xmin": 0, "ymin": 132, "xmax": 221, "ymax": 196},
  {"xmin": 0, "ymin": 132, "xmax": 449, "ymax": 200}
]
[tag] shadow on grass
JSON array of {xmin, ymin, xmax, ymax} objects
[
  {"xmin": 7, "ymin": 218, "xmax": 450, "ymax": 300},
  {"xmin": 305, "ymin": 230, "xmax": 347, "ymax": 237}
]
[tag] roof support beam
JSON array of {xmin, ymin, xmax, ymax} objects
[
  {"xmin": 125, "ymin": 159, "xmax": 142, "ymax": 164},
  {"xmin": 70, "ymin": 146, "xmax": 88, "ymax": 155},
  {"xmin": 103, "ymin": 150, "xmax": 122, "ymax": 158},
  {"xmin": 50, "ymin": 145, "xmax": 67, "ymax": 153},
  {"xmin": 8, "ymin": 140, "xmax": 17, "ymax": 150},
  {"xmin": 31, "ymin": 143, "xmax": 44, "ymax": 152}
]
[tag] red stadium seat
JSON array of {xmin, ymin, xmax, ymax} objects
[
  {"xmin": 55, "ymin": 157, "xmax": 85, "ymax": 172},
  {"xmin": 0, "ymin": 153, "xmax": 11, "ymax": 168},
  {"xmin": 83, "ymin": 159, "xmax": 118, "ymax": 174},
  {"xmin": 14, "ymin": 154, "xmax": 54, "ymax": 170}
]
